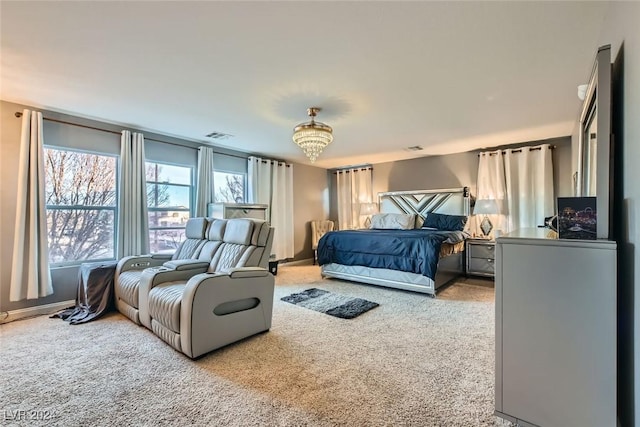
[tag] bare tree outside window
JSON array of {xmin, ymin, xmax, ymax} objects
[
  {"xmin": 45, "ymin": 152, "xmax": 194, "ymax": 262},
  {"xmin": 146, "ymin": 162, "xmax": 192, "ymax": 253},
  {"xmin": 214, "ymin": 172, "xmax": 245, "ymax": 203},
  {"xmin": 45, "ymin": 148, "xmax": 117, "ymax": 263},
  {"xmin": 146, "ymin": 164, "xmax": 171, "ymax": 207}
]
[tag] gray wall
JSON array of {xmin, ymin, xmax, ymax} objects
[
  {"xmin": 372, "ymin": 150, "xmax": 478, "ymax": 196},
  {"xmin": 292, "ymin": 163, "xmax": 330, "ymax": 261},
  {"xmin": 0, "ymin": 100, "xmax": 327, "ymax": 313},
  {"xmin": 596, "ymin": 2, "xmax": 640, "ymax": 425},
  {"xmin": 329, "ymin": 136, "xmax": 572, "ymax": 221}
]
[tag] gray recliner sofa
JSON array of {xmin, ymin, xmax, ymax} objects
[
  {"xmin": 114, "ymin": 217, "xmax": 210, "ymax": 324},
  {"xmin": 123, "ymin": 217, "xmax": 275, "ymax": 359}
]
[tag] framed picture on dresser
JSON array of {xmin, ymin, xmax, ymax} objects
[{"xmin": 557, "ymin": 196, "xmax": 597, "ymax": 240}]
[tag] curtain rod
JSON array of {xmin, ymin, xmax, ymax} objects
[
  {"xmin": 333, "ymin": 166, "xmax": 373, "ymax": 174},
  {"xmin": 478, "ymin": 145, "xmax": 556, "ymax": 157},
  {"xmin": 252, "ymin": 158, "xmax": 291, "ymax": 168},
  {"xmin": 14, "ymin": 111, "xmax": 249, "ymax": 160}
]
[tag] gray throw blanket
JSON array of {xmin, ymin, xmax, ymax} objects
[{"xmin": 51, "ymin": 261, "xmax": 117, "ymax": 324}]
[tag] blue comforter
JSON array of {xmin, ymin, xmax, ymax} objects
[{"xmin": 317, "ymin": 229, "xmax": 464, "ymax": 280}]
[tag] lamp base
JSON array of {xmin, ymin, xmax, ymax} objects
[{"xmin": 480, "ymin": 215, "xmax": 493, "ymax": 236}]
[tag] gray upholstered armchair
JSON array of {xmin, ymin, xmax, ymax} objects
[{"xmin": 137, "ymin": 218, "xmax": 275, "ymax": 358}]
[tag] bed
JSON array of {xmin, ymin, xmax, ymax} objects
[{"xmin": 319, "ymin": 187, "xmax": 471, "ymax": 296}]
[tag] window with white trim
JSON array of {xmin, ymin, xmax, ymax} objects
[
  {"xmin": 45, "ymin": 147, "xmax": 118, "ymax": 264},
  {"xmin": 146, "ymin": 162, "xmax": 193, "ymax": 253},
  {"xmin": 213, "ymin": 171, "xmax": 246, "ymax": 203}
]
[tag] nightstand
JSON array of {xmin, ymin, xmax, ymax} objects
[{"xmin": 466, "ymin": 239, "xmax": 495, "ymax": 278}]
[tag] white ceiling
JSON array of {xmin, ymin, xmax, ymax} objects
[{"xmin": 0, "ymin": 1, "xmax": 607, "ymax": 168}]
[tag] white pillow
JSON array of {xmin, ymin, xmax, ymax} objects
[{"xmin": 370, "ymin": 213, "xmax": 415, "ymax": 230}]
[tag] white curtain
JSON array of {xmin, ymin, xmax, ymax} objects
[
  {"xmin": 336, "ymin": 167, "xmax": 373, "ymax": 230},
  {"xmin": 503, "ymin": 144, "xmax": 555, "ymax": 232},
  {"xmin": 117, "ymin": 131, "xmax": 149, "ymax": 257},
  {"xmin": 248, "ymin": 156, "xmax": 294, "ymax": 260},
  {"xmin": 336, "ymin": 171, "xmax": 352, "ymax": 230},
  {"xmin": 10, "ymin": 109, "xmax": 53, "ymax": 301},
  {"xmin": 475, "ymin": 150, "xmax": 507, "ymax": 237},
  {"xmin": 195, "ymin": 146, "xmax": 215, "ymax": 216}
]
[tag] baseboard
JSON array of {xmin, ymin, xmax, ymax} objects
[{"xmin": 0, "ymin": 299, "xmax": 75, "ymax": 324}]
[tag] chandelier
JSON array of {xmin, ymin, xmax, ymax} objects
[{"xmin": 292, "ymin": 107, "xmax": 333, "ymax": 162}]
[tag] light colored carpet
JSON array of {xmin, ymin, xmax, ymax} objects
[{"xmin": 0, "ymin": 265, "xmax": 502, "ymax": 426}]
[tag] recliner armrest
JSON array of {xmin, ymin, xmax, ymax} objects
[
  {"xmin": 179, "ymin": 269, "xmax": 275, "ymax": 358},
  {"xmin": 163, "ymin": 259, "xmax": 210, "ymax": 271},
  {"xmin": 117, "ymin": 255, "xmax": 166, "ymax": 274},
  {"xmin": 228, "ymin": 267, "xmax": 270, "ymax": 278},
  {"xmin": 151, "ymin": 253, "xmax": 173, "ymax": 260}
]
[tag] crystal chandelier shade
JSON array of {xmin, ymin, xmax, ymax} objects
[{"xmin": 292, "ymin": 107, "xmax": 333, "ymax": 163}]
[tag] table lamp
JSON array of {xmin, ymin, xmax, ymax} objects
[
  {"xmin": 473, "ymin": 199, "xmax": 499, "ymax": 237},
  {"xmin": 359, "ymin": 202, "xmax": 379, "ymax": 228}
]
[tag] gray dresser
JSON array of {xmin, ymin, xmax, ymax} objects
[
  {"xmin": 207, "ymin": 203, "xmax": 268, "ymax": 220},
  {"xmin": 495, "ymin": 228, "xmax": 616, "ymax": 427}
]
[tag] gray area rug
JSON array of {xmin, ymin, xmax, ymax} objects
[
  {"xmin": 281, "ymin": 287, "xmax": 379, "ymax": 319},
  {"xmin": 0, "ymin": 265, "xmax": 499, "ymax": 426}
]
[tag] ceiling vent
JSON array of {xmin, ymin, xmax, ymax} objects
[
  {"xmin": 406, "ymin": 145, "xmax": 423, "ymax": 151},
  {"xmin": 205, "ymin": 131, "xmax": 233, "ymax": 140}
]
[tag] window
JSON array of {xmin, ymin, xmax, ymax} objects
[
  {"xmin": 45, "ymin": 147, "xmax": 118, "ymax": 264},
  {"xmin": 146, "ymin": 162, "xmax": 193, "ymax": 253},
  {"xmin": 214, "ymin": 171, "xmax": 246, "ymax": 203}
]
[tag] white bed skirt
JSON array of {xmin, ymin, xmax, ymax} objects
[{"xmin": 320, "ymin": 263, "xmax": 435, "ymax": 295}]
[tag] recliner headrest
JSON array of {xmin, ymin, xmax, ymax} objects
[
  {"xmin": 207, "ymin": 219, "xmax": 227, "ymax": 241},
  {"xmin": 223, "ymin": 219, "xmax": 254, "ymax": 245},
  {"xmin": 185, "ymin": 218, "xmax": 208, "ymax": 239}
]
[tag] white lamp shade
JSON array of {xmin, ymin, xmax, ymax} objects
[
  {"xmin": 473, "ymin": 199, "xmax": 500, "ymax": 215},
  {"xmin": 359, "ymin": 202, "xmax": 379, "ymax": 215}
]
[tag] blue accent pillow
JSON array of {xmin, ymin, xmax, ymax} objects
[{"xmin": 422, "ymin": 212, "xmax": 468, "ymax": 231}]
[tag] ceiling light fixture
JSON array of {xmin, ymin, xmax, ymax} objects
[{"xmin": 292, "ymin": 107, "xmax": 333, "ymax": 163}]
